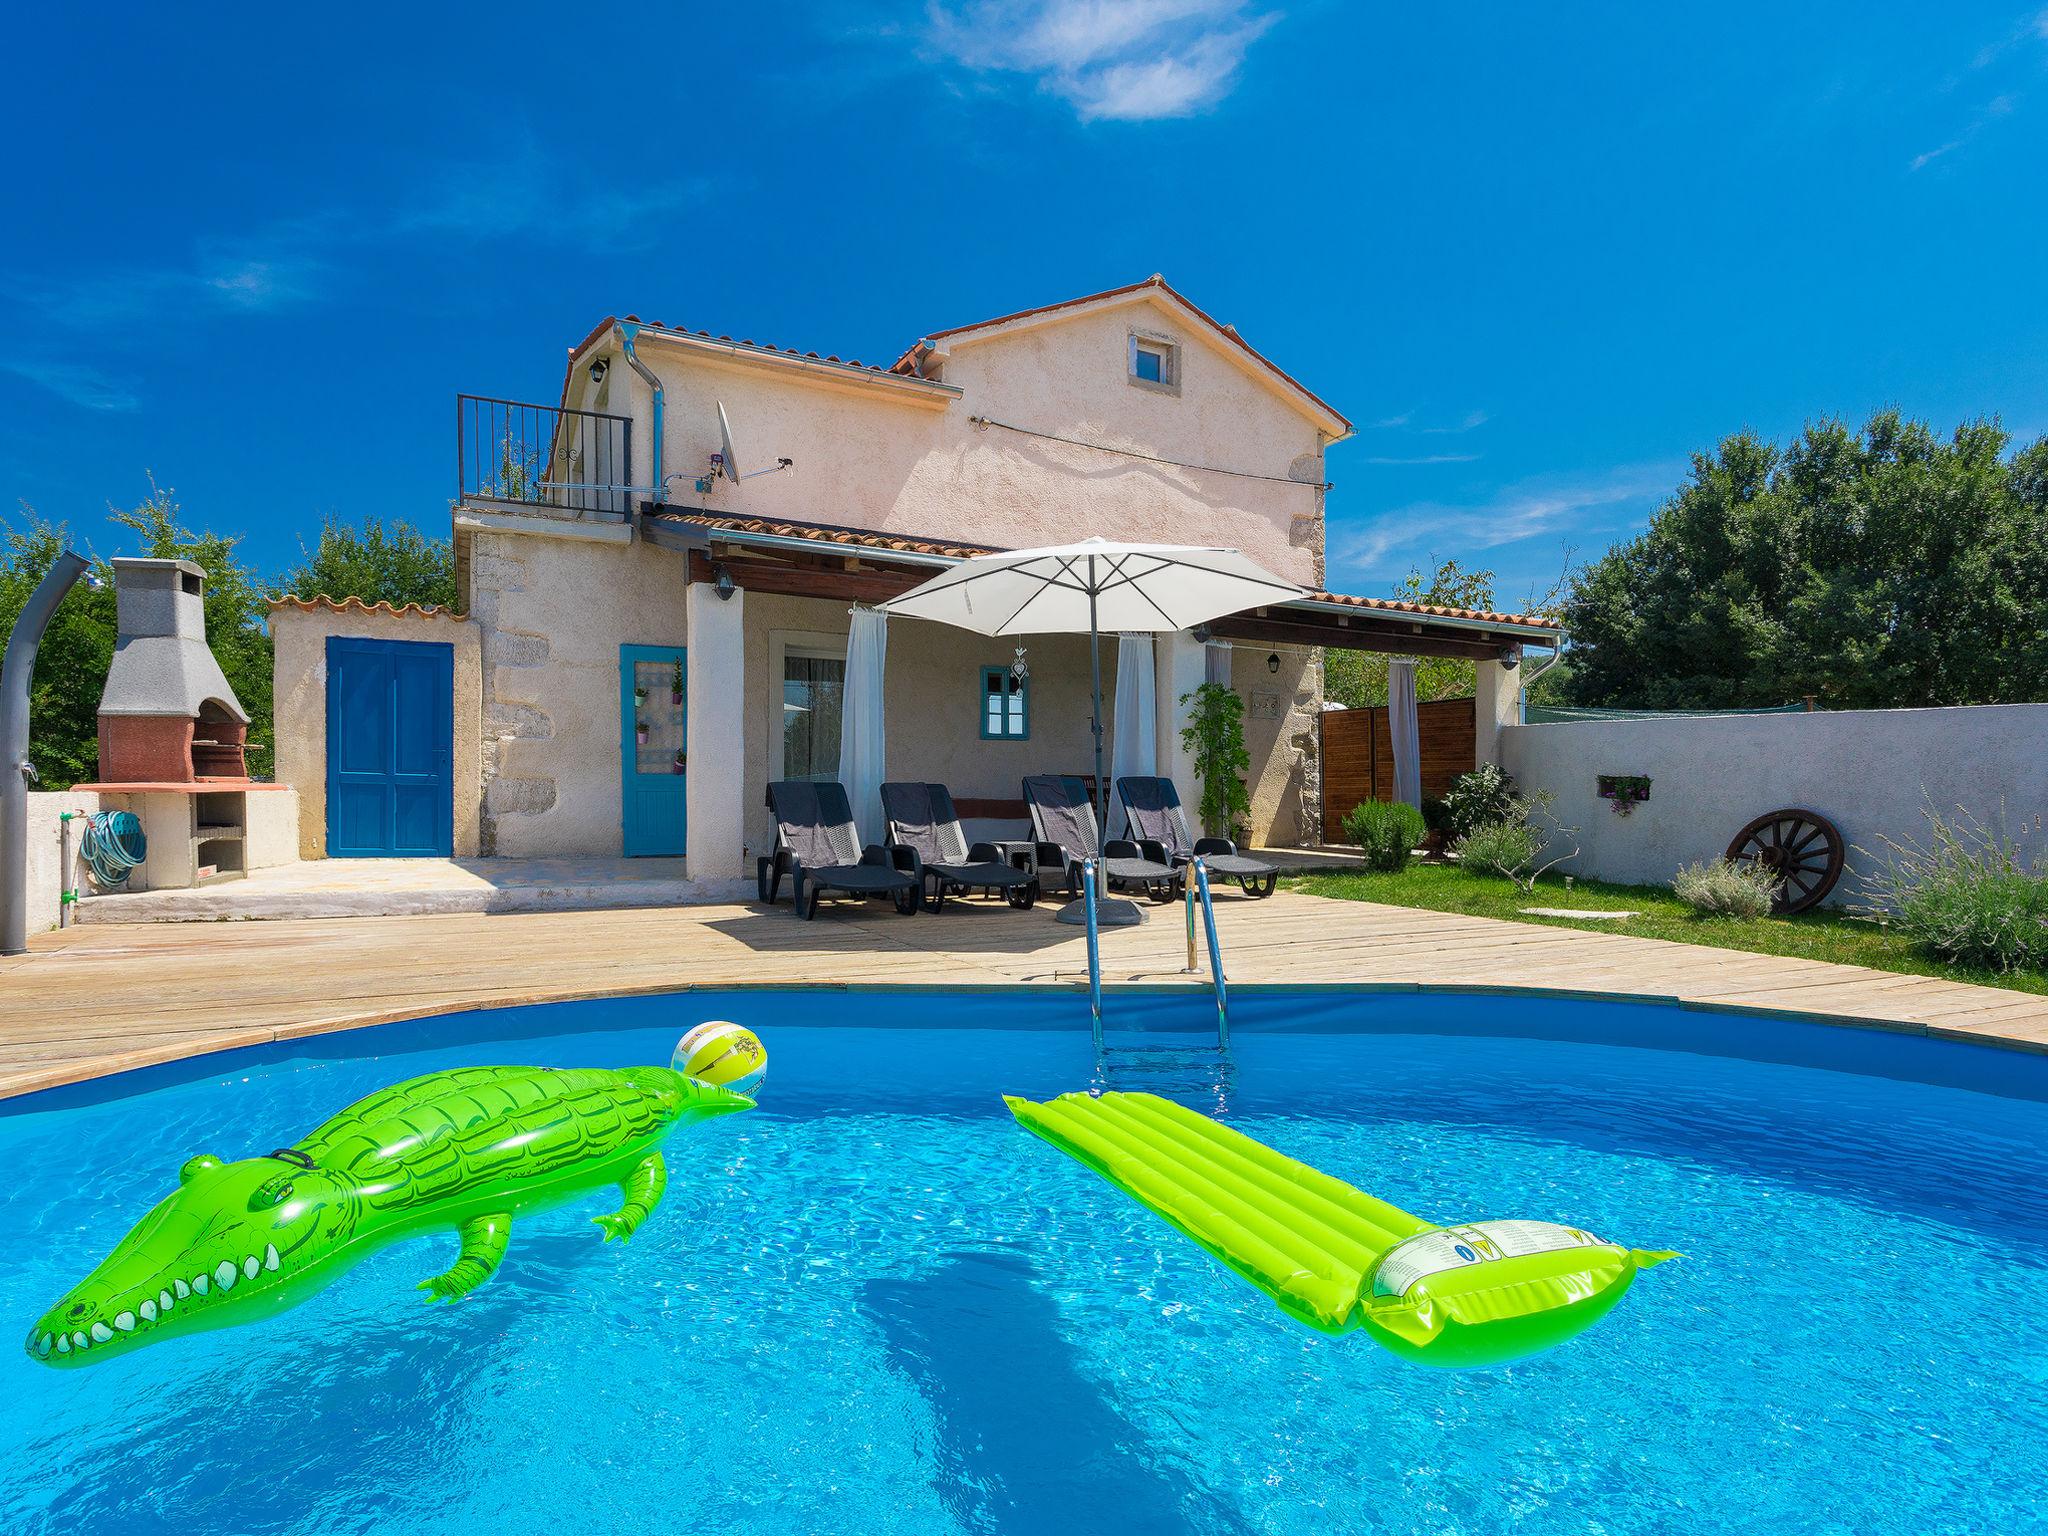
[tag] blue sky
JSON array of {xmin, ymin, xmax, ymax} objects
[{"xmin": 4, "ymin": 2, "xmax": 2045, "ymax": 608}]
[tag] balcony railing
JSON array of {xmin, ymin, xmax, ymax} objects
[{"xmin": 457, "ymin": 394, "xmax": 633, "ymax": 517}]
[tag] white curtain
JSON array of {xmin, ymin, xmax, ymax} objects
[
  {"xmin": 1110, "ymin": 634, "xmax": 1157, "ymax": 837},
  {"xmin": 1388, "ymin": 657, "xmax": 1422, "ymax": 810},
  {"xmin": 839, "ymin": 608, "xmax": 889, "ymax": 843}
]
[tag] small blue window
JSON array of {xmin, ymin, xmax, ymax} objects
[{"xmin": 980, "ymin": 666, "xmax": 1029, "ymax": 740}]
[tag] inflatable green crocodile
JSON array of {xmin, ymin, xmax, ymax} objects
[{"xmin": 26, "ymin": 1064, "xmax": 751, "ymax": 1368}]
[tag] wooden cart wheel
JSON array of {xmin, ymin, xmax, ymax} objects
[{"xmin": 1724, "ymin": 808, "xmax": 1844, "ymax": 914}]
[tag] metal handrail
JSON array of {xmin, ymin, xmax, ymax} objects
[
  {"xmin": 1192, "ymin": 857, "xmax": 1228, "ymax": 1047},
  {"xmin": 457, "ymin": 394, "xmax": 634, "ymax": 515},
  {"xmin": 1081, "ymin": 857, "xmax": 1103, "ymax": 1050}
]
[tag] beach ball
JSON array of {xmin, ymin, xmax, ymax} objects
[{"xmin": 673, "ymin": 1021, "xmax": 767, "ymax": 1096}]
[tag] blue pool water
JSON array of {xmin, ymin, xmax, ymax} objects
[{"xmin": 3, "ymin": 988, "xmax": 2047, "ymax": 1536}]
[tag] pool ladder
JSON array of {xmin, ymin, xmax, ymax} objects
[
  {"xmin": 1184, "ymin": 856, "xmax": 1229, "ymax": 1049},
  {"xmin": 1079, "ymin": 855, "xmax": 1228, "ymax": 1052}
]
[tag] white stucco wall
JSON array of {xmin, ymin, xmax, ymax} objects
[
  {"xmin": 1500, "ymin": 704, "xmax": 2048, "ymax": 904},
  {"xmin": 467, "ymin": 523, "xmax": 689, "ymax": 856},
  {"xmin": 271, "ymin": 601, "xmax": 481, "ymax": 859},
  {"xmin": 21, "ymin": 791, "xmax": 100, "ymax": 935},
  {"xmin": 581, "ymin": 290, "xmax": 1330, "ymax": 587}
]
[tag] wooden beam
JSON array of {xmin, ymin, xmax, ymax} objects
[
  {"xmin": 687, "ymin": 550, "xmax": 931, "ymax": 604},
  {"xmin": 1209, "ymin": 613, "xmax": 1520, "ymax": 660}
]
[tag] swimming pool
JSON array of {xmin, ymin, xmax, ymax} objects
[{"xmin": 3, "ymin": 987, "xmax": 2045, "ymax": 1535}]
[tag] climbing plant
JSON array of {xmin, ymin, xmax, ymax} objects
[{"xmin": 1178, "ymin": 682, "xmax": 1251, "ymax": 840}]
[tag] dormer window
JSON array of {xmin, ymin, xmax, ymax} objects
[{"xmin": 1129, "ymin": 333, "xmax": 1180, "ymax": 394}]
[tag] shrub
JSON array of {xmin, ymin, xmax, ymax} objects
[
  {"xmin": 1673, "ymin": 858, "xmax": 1779, "ymax": 919},
  {"xmin": 1866, "ymin": 809, "xmax": 2048, "ymax": 973},
  {"xmin": 1453, "ymin": 789, "xmax": 1580, "ymax": 895},
  {"xmin": 1456, "ymin": 817, "xmax": 1542, "ymax": 882},
  {"xmin": 1420, "ymin": 795, "xmax": 1453, "ymax": 838},
  {"xmin": 1344, "ymin": 800, "xmax": 1428, "ymax": 872},
  {"xmin": 1443, "ymin": 763, "xmax": 1519, "ymax": 841}
]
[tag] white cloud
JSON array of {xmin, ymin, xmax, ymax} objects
[
  {"xmin": 926, "ymin": 1, "xmax": 1278, "ymax": 121},
  {"xmin": 1420, "ymin": 409, "xmax": 1489, "ymax": 435},
  {"xmin": 1333, "ymin": 461, "xmax": 1682, "ymax": 573},
  {"xmin": 0, "ymin": 359, "xmax": 139, "ymax": 412}
]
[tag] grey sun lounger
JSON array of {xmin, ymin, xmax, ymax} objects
[
  {"xmin": 882, "ymin": 782, "xmax": 1039, "ymax": 913},
  {"xmin": 1116, "ymin": 775, "xmax": 1278, "ymax": 898},
  {"xmin": 1023, "ymin": 774, "xmax": 1181, "ymax": 903},
  {"xmin": 761, "ymin": 780, "xmax": 920, "ymax": 919}
]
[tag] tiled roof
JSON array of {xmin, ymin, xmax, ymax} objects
[
  {"xmin": 566, "ymin": 277, "xmax": 1349, "ymax": 432},
  {"xmin": 649, "ymin": 510, "xmax": 1001, "ymax": 562},
  {"xmin": 650, "ymin": 510, "xmax": 1557, "ymax": 630},
  {"xmin": 268, "ymin": 594, "xmax": 463, "ymax": 620},
  {"xmin": 1302, "ymin": 588, "xmax": 1561, "ymax": 630},
  {"xmin": 568, "ymin": 315, "xmax": 898, "ymax": 376}
]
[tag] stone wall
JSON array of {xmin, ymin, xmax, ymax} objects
[{"xmin": 465, "ymin": 523, "xmax": 688, "ymax": 857}]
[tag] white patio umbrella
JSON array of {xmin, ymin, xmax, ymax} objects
[{"xmin": 880, "ymin": 536, "xmax": 1304, "ymax": 923}]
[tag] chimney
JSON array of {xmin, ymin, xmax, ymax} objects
[{"xmin": 96, "ymin": 558, "xmax": 252, "ymax": 783}]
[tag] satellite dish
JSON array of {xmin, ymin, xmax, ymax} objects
[
  {"xmin": 717, "ymin": 400, "xmax": 743, "ymax": 482},
  {"xmin": 707, "ymin": 401, "xmax": 793, "ymax": 491}
]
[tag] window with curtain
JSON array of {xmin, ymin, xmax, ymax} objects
[
  {"xmin": 783, "ymin": 652, "xmax": 845, "ymax": 779},
  {"xmin": 980, "ymin": 666, "xmax": 1029, "ymax": 739}
]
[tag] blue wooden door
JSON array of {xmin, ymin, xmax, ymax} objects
[
  {"xmin": 326, "ymin": 637, "xmax": 454, "ymax": 857},
  {"xmin": 620, "ymin": 644, "xmax": 686, "ymax": 856}
]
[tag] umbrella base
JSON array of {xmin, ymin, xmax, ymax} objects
[{"xmin": 1055, "ymin": 896, "xmax": 1146, "ymax": 928}]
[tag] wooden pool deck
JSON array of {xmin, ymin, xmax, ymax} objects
[{"xmin": 3, "ymin": 891, "xmax": 2045, "ymax": 1100}]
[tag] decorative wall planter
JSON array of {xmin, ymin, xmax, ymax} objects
[
  {"xmin": 1597, "ymin": 774, "xmax": 1652, "ymax": 816},
  {"xmin": 635, "ymin": 722, "xmax": 649, "ymax": 746}
]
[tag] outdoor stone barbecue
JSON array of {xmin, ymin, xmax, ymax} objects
[{"xmin": 95, "ymin": 558, "xmax": 250, "ymax": 783}]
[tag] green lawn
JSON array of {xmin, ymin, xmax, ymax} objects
[{"xmin": 1287, "ymin": 861, "xmax": 2048, "ymax": 997}]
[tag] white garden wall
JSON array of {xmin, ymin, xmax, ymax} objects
[{"xmin": 1500, "ymin": 703, "xmax": 2048, "ymax": 905}]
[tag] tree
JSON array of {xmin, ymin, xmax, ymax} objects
[
  {"xmin": 1563, "ymin": 412, "xmax": 2048, "ymax": 709},
  {"xmin": 280, "ymin": 515, "xmax": 457, "ymax": 610},
  {"xmin": 1324, "ymin": 558, "xmax": 1568, "ymax": 708}
]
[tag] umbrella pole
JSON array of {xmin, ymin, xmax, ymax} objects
[{"xmin": 1087, "ymin": 561, "xmax": 1108, "ymax": 902}]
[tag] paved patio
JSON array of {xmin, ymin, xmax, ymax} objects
[
  {"xmin": 72, "ymin": 857, "xmax": 750, "ymax": 922},
  {"xmin": 3, "ymin": 890, "xmax": 2043, "ymax": 1100},
  {"xmin": 68, "ymin": 849, "xmax": 1369, "ymax": 923}
]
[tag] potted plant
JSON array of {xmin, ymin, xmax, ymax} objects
[
  {"xmin": 635, "ymin": 719, "xmax": 649, "ymax": 746},
  {"xmin": 1597, "ymin": 774, "xmax": 1652, "ymax": 817},
  {"xmin": 671, "ymin": 750, "xmax": 687, "ymax": 775},
  {"xmin": 670, "ymin": 658, "xmax": 684, "ymax": 707}
]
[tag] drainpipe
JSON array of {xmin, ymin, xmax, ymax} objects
[
  {"xmin": 615, "ymin": 322, "xmax": 662, "ymax": 503},
  {"xmin": 2, "ymin": 549, "xmax": 88, "ymax": 956},
  {"xmin": 1519, "ymin": 633, "xmax": 1567, "ymax": 723}
]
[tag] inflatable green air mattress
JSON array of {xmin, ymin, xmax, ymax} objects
[{"xmin": 1005, "ymin": 1091, "xmax": 1676, "ymax": 1368}]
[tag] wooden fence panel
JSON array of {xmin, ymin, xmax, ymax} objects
[{"xmin": 1320, "ymin": 697, "xmax": 1476, "ymax": 835}]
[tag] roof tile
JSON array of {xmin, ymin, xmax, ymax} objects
[{"xmin": 646, "ymin": 510, "xmax": 1556, "ymax": 629}]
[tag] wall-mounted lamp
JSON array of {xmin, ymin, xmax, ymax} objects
[
  {"xmin": 1190, "ymin": 624, "xmax": 1214, "ymax": 644},
  {"xmin": 588, "ymin": 356, "xmax": 609, "ymax": 383},
  {"xmin": 1267, "ymin": 652, "xmax": 1281, "ymax": 674},
  {"xmin": 714, "ymin": 565, "xmax": 736, "ymax": 602}
]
